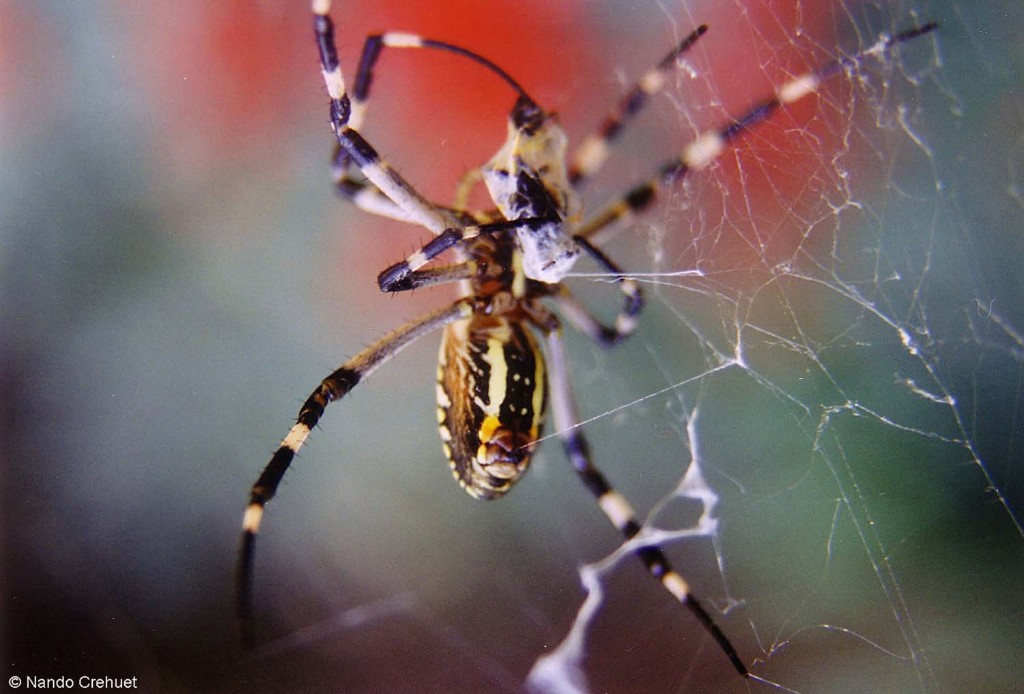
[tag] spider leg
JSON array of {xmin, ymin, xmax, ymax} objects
[
  {"xmin": 376, "ymin": 216, "xmax": 556, "ymax": 293},
  {"xmin": 237, "ymin": 298, "xmax": 473, "ymax": 646},
  {"xmin": 314, "ymin": 0, "xmax": 539, "ymax": 230},
  {"xmin": 322, "ymin": 28, "xmax": 439, "ymax": 224},
  {"xmin": 330, "ymin": 147, "xmax": 477, "ymax": 226},
  {"xmin": 329, "ymin": 156, "xmax": 422, "ymax": 223},
  {"xmin": 381, "ymin": 262, "xmax": 475, "ymax": 292},
  {"xmin": 553, "ymin": 286, "xmax": 637, "ymax": 349},
  {"xmin": 314, "ymin": 2, "xmax": 457, "ymax": 234},
  {"xmin": 568, "ymin": 25, "xmax": 708, "ymax": 188},
  {"xmin": 542, "ymin": 323, "xmax": 749, "ymax": 678},
  {"xmin": 452, "ymin": 168, "xmax": 501, "ymax": 221},
  {"xmin": 576, "ymin": 21, "xmax": 939, "ymax": 245},
  {"xmin": 328, "ymin": 29, "xmax": 487, "ymax": 222},
  {"xmin": 554, "ymin": 236, "xmax": 643, "ymax": 346},
  {"xmin": 345, "ymin": 30, "xmax": 534, "ymax": 131}
]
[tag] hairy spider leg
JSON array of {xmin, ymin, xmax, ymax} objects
[
  {"xmin": 568, "ymin": 24, "xmax": 708, "ymax": 187},
  {"xmin": 324, "ymin": 14, "xmax": 537, "ymax": 225},
  {"xmin": 542, "ymin": 321, "xmax": 749, "ymax": 677},
  {"xmin": 237, "ymin": 299, "xmax": 472, "ymax": 646},
  {"xmin": 314, "ymin": 2, "xmax": 457, "ymax": 235},
  {"xmin": 558, "ymin": 236, "xmax": 644, "ymax": 345},
  {"xmin": 377, "ymin": 217, "xmax": 557, "ymax": 293},
  {"xmin": 575, "ymin": 21, "xmax": 939, "ymax": 244}
]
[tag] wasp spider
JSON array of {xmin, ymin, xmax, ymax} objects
[{"xmin": 238, "ymin": 0, "xmax": 937, "ymax": 679}]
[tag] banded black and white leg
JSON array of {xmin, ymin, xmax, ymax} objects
[
  {"xmin": 568, "ymin": 24, "xmax": 708, "ymax": 187},
  {"xmin": 542, "ymin": 320, "xmax": 749, "ymax": 677},
  {"xmin": 314, "ymin": 0, "xmax": 460, "ymax": 235},
  {"xmin": 376, "ymin": 215, "xmax": 560, "ymax": 293},
  {"xmin": 314, "ymin": 0, "xmax": 535, "ymax": 229},
  {"xmin": 371, "ymin": 228, "xmax": 644, "ymax": 345},
  {"xmin": 575, "ymin": 21, "xmax": 940, "ymax": 244},
  {"xmin": 237, "ymin": 299, "xmax": 473, "ymax": 645},
  {"xmin": 554, "ymin": 235, "xmax": 644, "ymax": 346}
]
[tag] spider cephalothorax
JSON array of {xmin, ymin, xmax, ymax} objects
[{"xmin": 482, "ymin": 97, "xmax": 581, "ymax": 284}]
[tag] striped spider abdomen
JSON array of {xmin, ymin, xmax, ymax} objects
[{"xmin": 439, "ymin": 313, "xmax": 547, "ymax": 500}]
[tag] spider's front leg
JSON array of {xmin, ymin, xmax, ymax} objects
[
  {"xmin": 237, "ymin": 299, "xmax": 472, "ymax": 646},
  {"xmin": 314, "ymin": 0, "xmax": 542, "ymax": 234},
  {"xmin": 326, "ymin": 30, "xmax": 467, "ymax": 224},
  {"xmin": 568, "ymin": 24, "xmax": 708, "ymax": 188},
  {"xmin": 313, "ymin": 0, "xmax": 456, "ymax": 235},
  {"xmin": 575, "ymin": 21, "xmax": 940, "ymax": 245},
  {"xmin": 375, "ymin": 216, "xmax": 561, "ymax": 293}
]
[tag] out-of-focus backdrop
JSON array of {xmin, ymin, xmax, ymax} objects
[{"xmin": 3, "ymin": 1, "xmax": 1022, "ymax": 693}]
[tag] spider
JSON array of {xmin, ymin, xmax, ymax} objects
[{"xmin": 238, "ymin": 0, "xmax": 937, "ymax": 680}]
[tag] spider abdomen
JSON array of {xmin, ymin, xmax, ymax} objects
[{"xmin": 438, "ymin": 314, "xmax": 547, "ymax": 500}]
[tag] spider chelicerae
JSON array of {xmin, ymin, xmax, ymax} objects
[{"xmin": 238, "ymin": 0, "xmax": 937, "ymax": 680}]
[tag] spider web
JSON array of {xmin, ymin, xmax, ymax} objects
[
  {"xmin": 2, "ymin": 1, "xmax": 1021, "ymax": 693},
  {"xmin": 523, "ymin": 1, "xmax": 1022, "ymax": 692}
]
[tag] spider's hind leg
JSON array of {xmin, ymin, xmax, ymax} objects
[
  {"xmin": 237, "ymin": 299, "xmax": 472, "ymax": 646},
  {"xmin": 542, "ymin": 323, "xmax": 749, "ymax": 678}
]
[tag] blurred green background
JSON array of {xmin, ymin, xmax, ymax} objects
[{"xmin": 3, "ymin": 1, "xmax": 1021, "ymax": 692}]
